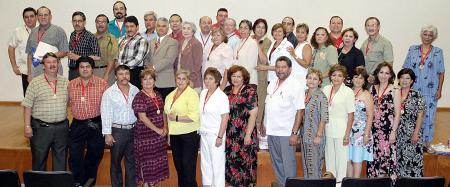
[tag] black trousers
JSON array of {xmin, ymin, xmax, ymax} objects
[
  {"xmin": 30, "ymin": 118, "xmax": 69, "ymax": 171},
  {"xmin": 170, "ymin": 131, "xmax": 200, "ymax": 187},
  {"xmin": 68, "ymin": 117, "xmax": 105, "ymax": 185},
  {"xmin": 110, "ymin": 127, "xmax": 136, "ymax": 187},
  {"xmin": 129, "ymin": 67, "xmax": 144, "ymax": 90},
  {"xmin": 21, "ymin": 74, "xmax": 29, "ymax": 96},
  {"xmin": 155, "ymin": 87, "xmax": 176, "ymax": 102}
]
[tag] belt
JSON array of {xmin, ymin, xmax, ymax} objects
[
  {"xmin": 73, "ymin": 116, "xmax": 101, "ymax": 123},
  {"xmin": 112, "ymin": 122, "xmax": 135, "ymax": 129},
  {"xmin": 128, "ymin": 66, "xmax": 144, "ymax": 70},
  {"xmin": 32, "ymin": 118, "xmax": 67, "ymax": 126},
  {"xmin": 93, "ymin": 65, "xmax": 107, "ymax": 69}
]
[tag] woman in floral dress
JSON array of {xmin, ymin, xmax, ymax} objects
[
  {"xmin": 223, "ymin": 65, "xmax": 258, "ymax": 186},
  {"xmin": 367, "ymin": 62, "xmax": 401, "ymax": 178},
  {"xmin": 396, "ymin": 68, "xmax": 425, "ymax": 177}
]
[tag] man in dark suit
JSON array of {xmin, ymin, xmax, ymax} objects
[{"xmin": 147, "ymin": 17, "xmax": 178, "ymax": 100}]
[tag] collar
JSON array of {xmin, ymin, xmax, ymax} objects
[
  {"xmin": 158, "ymin": 35, "xmax": 166, "ymax": 42},
  {"xmin": 368, "ymin": 34, "xmax": 381, "ymax": 42}
]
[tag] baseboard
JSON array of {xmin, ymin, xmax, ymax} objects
[
  {"xmin": 0, "ymin": 101, "xmax": 21, "ymax": 106},
  {"xmin": 437, "ymin": 107, "xmax": 450, "ymax": 112}
]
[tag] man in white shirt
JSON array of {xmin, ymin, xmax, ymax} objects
[
  {"xmin": 8, "ymin": 7, "xmax": 36, "ymax": 96},
  {"xmin": 224, "ymin": 18, "xmax": 239, "ymax": 50},
  {"xmin": 101, "ymin": 65, "xmax": 139, "ymax": 187},
  {"xmin": 263, "ymin": 56, "xmax": 304, "ymax": 187},
  {"xmin": 195, "ymin": 16, "xmax": 212, "ymax": 48}
]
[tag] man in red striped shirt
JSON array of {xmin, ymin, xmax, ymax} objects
[{"xmin": 68, "ymin": 56, "xmax": 108, "ymax": 186}]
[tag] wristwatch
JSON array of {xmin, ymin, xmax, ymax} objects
[{"xmin": 291, "ymin": 131, "xmax": 299, "ymax": 135}]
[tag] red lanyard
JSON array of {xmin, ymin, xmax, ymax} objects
[
  {"xmin": 354, "ymin": 88, "xmax": 362, "ymax": 100},
  {"xmin": 120, "ymin": 34, "xmax": 137, "ymax": 50},
  {"xmin": 201, "ymin": 33, "xmax": 211, "ymax": 47},
  {"xmin": 304, "ymin": 93, "xmax": 311, "ymax": 105},
  {"xmin": 71, "ymin": 32, "xmax": 82, "ymax": 49},
  {"xmin": 419, "ymin": 45, "xmax": 432, "ymax": 66},
  {"xmin": 207, "ymin": 44, "xmax": 218, "ymax": 61},
  {"xmin": 365, "ymin": 41, "xmax": 371, "ymax": 56},
  {"xmin": 81, "ymin": 79, "xmax": 88, "ymax": 97},
  {"xmin": 328, "ymin": 86, "xmax": 338, "ymax": 106},
  {"xmin": 170, "ymin": 87, "xmax": 188, "ymax": 109},
  {"xmin": 118, "ymin": 86, "xmax": 129, "ymax": 104},
  {"xmin": 203, "ymin": 88, "xmax": 217, "ymax": 113},
  {"xmin": 37, "ymin": 29, "xmax": 47, "ymax": 43},
  {"xmin": 235, "ymin": 36, "xmax": 250, "ymax": 60},
  {"xmin": 377, "ymin": 84, "xmax": 389, "ymax": 109},
  {"xmin": 268, "ymin": 41, "xmax": 280, "ymax": 61},
  {"xmin": 271, "ymin": 79, "xmax": 285, "ymax": 98},
  {"xmin": 142, "ymin": 89, "xmax": 160, "ymax": 113},
  {"xmin": 229, "ymin": 85, "xmax": 244, "ymax": 100},
  {"xmin": 116, "ymin": 20, "xmax": 123, "ymax": 36},
  {"xmin": 44, "ymin": 74, "xmax": 57, "ymax": 96}
]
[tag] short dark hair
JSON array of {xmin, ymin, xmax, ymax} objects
[
  {"xmin": 373, "ymin": 62, "xmax": 395, "ymax": 84},
  {"xmin": 37, "ymin": 6, "xmax": 51, "ymax": 16},
  {"xmin": 276, "ymin": 56, "xmax": 292, "ymax": 68},
  {"xmin": 227, "ymin": 65, "xmax": 250, "ymax": 85},
  {"xmin": 329, "ymin": 64, "xmax": 348, "ymax": 82},
  {"xmin": 329, "ymin": 16, "xmax": 343, "ymax": 25},
  {"xmin": 95, "ymin": 14, "xmax": 109, "ymax": 23},
  {"xmin": 41, "ymin": 52, "xmax": 58, "ymax": 64},
  {"xmin": 170, "ymin": 14, "xmax": 182, "ymax": 22},
  {"xmin": 353, "ymin": 66, "xmax": 369, "ymax": 90},
  {"xmin": 296, "ymin": 23, "xmax": 309, "ymax": 34},
  {"xmin": 365, "ymin": 17, "xmax": 380, "ymax": 26},
  {"xmin": 204, "ymin": 67, "xmax": 222, "ymax": 86},
  {"xmin": 283, "ymin": 16, "xmax": 295, "ymax": 26},
  {"xmin": 397, "ymin": 68, "xmax": 416, "ymax": 87},
  {"xmin": 125, "ymin": 16, "xmax": 139, "ymax": 26},
  {"xmin": 76, "ymin": 56, "xmax": 95, "ymax": 68},
  {"xmin": 271, "ymin": 23, "xmax": 286, "ymax": 38},
  {"xmin": 217, "ymin": 8, "xmax": 228, "ymax": 14},
  {"xmin": 72, "ymin": 11, "xmax": 86, "ymax": 21},
  {"xmin": 341, "ymin": 27, "xmax": 359, "ymax": 42},
  {"xmin": 23, "ymin": 7, "xmax": 36, "ymax": 18},
  {"xmin": 252, "ymin": 18, "xmax": 268, "ymax": 34},
  {"xmin": 113, "ymin": 1, "xmax": 127, "ymax": 10},
  {"xmin": 310, "ymin": 27, "xmax": 333, "ymax": 49},
  {"xmin": 115, "ymin": 65, "xmax": 130, "ymax": 75}
]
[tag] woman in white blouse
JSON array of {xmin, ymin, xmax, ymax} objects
[
  {"xmin": 287, "ymin": 23, "xmax": 312, "ymax": 84},
  {"xmin": 256, "ymin": 23, "xmax": 295, "ymax": 83},
  {"xmin": 203, "ymin": 28, "xmax": 233, "ymax": 89},
  {"xmin": 233, "ymin": 20, "xmax": 259, "ymax": 85},
  {"xmin": 322, "ymin": 64, "xmax": 355, "ymax": 183},
  {"xmin": 199, "ymin": 67, "xmax": 230, "ymax": 187}
]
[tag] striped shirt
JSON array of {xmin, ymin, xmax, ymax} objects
[
  {"xmin": 69, "ymin": 76, "xmax": 108, "ymax": 120},
  {"xmin": 69, "ymin": 29, "xmax": 101, "ymax": 68},
  {"xmin": 101, "ymin": 82, "xmax": 139, "ymax": 134},
  {"xmin": 22, "ymin": 74, "xmax": 69, "ymax": 123},
  {"xmin": 118, "ymin": 34, "xmax": 149, "ymax": 68}
]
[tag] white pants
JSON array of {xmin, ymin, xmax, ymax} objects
[
  {"xmin": 325, "ymin": 137, "xmax": 348, "ymax": 182},
  {"xmin": 200, "ymin": 133, "xmax": 225, "ymax": 187}
]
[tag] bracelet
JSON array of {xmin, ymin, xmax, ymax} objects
[
  {"xmin": 25, "ymin": 125, "xmax": 31, "ymax": 128},
  {"xmin": 176, "ymin": 115, "xmax": 178, "ymax": 122},
  {"xmin": 217, "ymin": 136, "xmax": 223, "ymax": 139}
]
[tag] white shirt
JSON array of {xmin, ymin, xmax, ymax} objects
[
  {"xmin": 202, "ymin": 42, "xmax": 233, "ymax": 78},
  {"xmin": 233, "ymin": 37, "xmax": 259, "ymax": 85},
  {"xmin": 101, "ymin": 82, "xmax": 139, "ymax": 134},
  {"xmin": 266, "ymin": 38, "xmax": 295, "ymax": 82},
  {"xmin": 199, "ymin": 88, "xmax": 229, "ymax": 134},
  {"xmin": 227, "ymin": 33, "xmax": 240, "ymax": 50},
  {"xmin": 265, "ymin": 75, "xmax": 305, "ymax": 136},
  {"xmin": 8, "ymin": 26, "xmax": 32, "ymax": 74},
  {"xmin": 292, "ymin": 41, "xmax": 311, "ymax": 84},
  {"xmin": 195, "ymin": 31, "xmax": 212, "ymax": 48},
  {"xmin": 322, "ymin": 83, "xmax": 355, "ymax": 138}
]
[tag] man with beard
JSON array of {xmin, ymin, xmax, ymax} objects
[
  {"xmin": 194, "ymin": 16, "xmax": 212, "ymax": 48},
  {"xmin": 101, "ymin": 65, "xmax": 139, "ymax": 187},
  {"xmin": 95, "ymin": 14, "xmax": 119, "ymax": 85},
  {"xmin": 25, "ymin": 6, "xmax": 68, "ymax": 82},
  {"xmin": 68, "ymin": 11, "xmax": 100, "ymax": 80},
  {"xmin": 141, "ymin": 11, "xmax": 158, "ymax": 42},
  {"xmin": 68, "ymin": 56, "xmax": 108, "ymax": 186},
  {"xmin": 8, "ymin": 7, "xmax": 37, "ymax": 96},
  {"xmin": 263, "ymin": 56, "xmax": 304, "ymax": 187},
  {"xmin": 109, "ymin": 1, "xmax": 127, "ymax": 38},
  {"xmin": 22, "ymin": 52, "xmax": 70, "ymax": 171},
  {"xmin": 169, "ymin": 14, "xmax": 184, "ymax": 42},
  {"xmin": 117, "ymin": 16, "xmax": 148, "ymax": 89}
]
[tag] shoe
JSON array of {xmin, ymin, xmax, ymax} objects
[{"xmin": 271, "ymin": 181, "xmax": 281, "ymax": 187}]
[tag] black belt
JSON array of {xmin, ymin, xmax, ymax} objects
[
  {"xmin": 32, "ymin": 117, "xmax": 67, "ymax": 126},
  {"xmin": 73, "ymin": 116, "xmax": 101, "ymax": 123},
  {"xmin": 93, "ymin": 65, "xmax": 107, "ymax": 69}
]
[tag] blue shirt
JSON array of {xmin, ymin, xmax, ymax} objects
[
  {"xmin": 108, "ymin": 18, "xmax": 126, "ymax": 38},
  {"xmin": 403, "ymin": 45, "xmax": 445, "ymax": 96}
]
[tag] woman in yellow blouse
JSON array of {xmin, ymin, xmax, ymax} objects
[{"xmin": 164, "ymin": 69, "xmax": 200, "ymax": 187}]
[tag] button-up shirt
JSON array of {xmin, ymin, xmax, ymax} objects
[
  {"xmin": 8, "ymin": 25, "xmax": 32, "ymax": 74},
  {"xmin": 141, "ymin": 29, "xmax": 157, "ymax": 43},
  {"xmin": 95, "ymin": 32, "xmax": 118, "ymax": 67},
  {"xmin": 195, "ymin": 31, "xmax": 212, "ymax": 48},
  {"xmin": 69, "ymin": 76, "xmax": 108, "ymax": 120},
  {"xmin": 101, "ymin": 82, "xmax": 139, "ymax": 134},
  {"xmin": 108, "ymin": 18, "xmax": 126, "ymax": 38},
  {"xmin": 170, "ymin": 30, "xmax": 184, "ymax": 42},
  {"xmin": 360, "ymin": 34, "xmax": 394, "ymax": 74},
  {"xmin": 118, "ymin": 34, "xmax": 149, "ymax": 68},
  {"xmin": 69, "ymin": 29, "xmax": 101, "ymax": 68}
]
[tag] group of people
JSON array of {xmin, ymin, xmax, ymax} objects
[{"xmin": 9, "ymin": 1, "xmax": 445, "ymax": 187}]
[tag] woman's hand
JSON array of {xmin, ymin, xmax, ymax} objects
[
  {"xmin": 411, "ymin": 132, "xmax": 419, "ymax": 144},
  {"xmin": 244, "ymin": 134, "xmax": 252, "ymax": 145},
  {"xmin": 343, "ymin": 134, "xmax": 350, "ymax": 146},
  {"xmin": 215, "ymin": 137, "xmax": 223, "ymax": 147},
  {"xmin": 313, "ymin": 136, "xmax": 321, "ymax": 146},
  {"xmin": 363, "ymin": 134, "xmax": 370, "ymax": 145},
  {"xmin": 389, "ymin": 131, "xmax": 397, "ymax": 144}
]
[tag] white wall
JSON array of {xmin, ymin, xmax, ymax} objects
[{"xmin": 1, "ymin": 0, "xmax": 449, "ymax": 106}]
